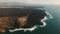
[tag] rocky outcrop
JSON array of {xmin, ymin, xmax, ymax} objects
[{"xmin": 0, "ymin": 8, "xmax": 47, "ymax": 32}]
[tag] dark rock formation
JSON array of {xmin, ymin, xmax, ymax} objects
[{"xmin": 0, "ymin": 8, "xmax": 47, "ymax": 32}]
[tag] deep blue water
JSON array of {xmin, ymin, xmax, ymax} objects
[
  {"xmin": 0, "ymin": 5, "xmax": 60, "ymax": 34},
  {"xmin": 45, "ymin": 5, "xmax": 60, "ymax": 34}
]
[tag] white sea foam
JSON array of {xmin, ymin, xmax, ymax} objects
[
  {"xmin": 9, "ymin": 10, "xmax": 53, "ymax": 32},
  {"xmin": 45, "ymin": 10, "xmax": 53, "ymax": 19},
  {"xmin": 9, "ymin": 26, "xmax": 37, "ymax": 32}
]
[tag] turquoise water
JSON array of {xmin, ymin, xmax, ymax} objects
[{"xmin": 0, "ymin": 5, "xmax": 60, "ymax": 34}]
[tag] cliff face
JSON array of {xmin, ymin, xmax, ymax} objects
[{"xmin": 0, "ymin": 8, "xmax": 47, "ymax": 32}]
